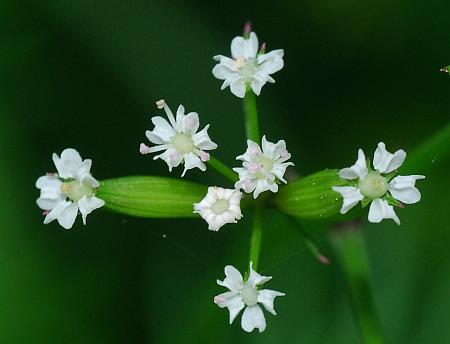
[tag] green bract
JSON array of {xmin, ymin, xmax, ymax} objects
[
  {"xmin": 274, "ymin": 169, "xmax": 347, "ymax": 219},
  {"xmin": 97, "ymin": 176, "xmax": 207, "ymax": 218}
]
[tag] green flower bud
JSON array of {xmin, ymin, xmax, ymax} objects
[
  {"xmin": 97, "ymin": 176, "xmax": 207, "ymax": 218},
  {"xmin": 274, "ymin": 169, "xmax": 347, "ymax": 219}
]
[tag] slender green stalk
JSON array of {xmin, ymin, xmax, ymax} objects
[
  {"xmin": 285, "ymin": 215, "xmax": 330, "ymax": 264},
  {"xmin": 243, "ymin": 90, "xmax": 261, "ymax": 142},
  {"xmin": 249, "ymin": 204, "xmax": 263, "ymax": 271},
  {"xmin": 207, "ymin": 156, "xmax": 238, "ymax": 183},
  {"xmin": 330, "ymin": 223, "xmax": 386, "ymax": 344}
]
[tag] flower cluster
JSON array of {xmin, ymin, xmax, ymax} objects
[
  {"xmin": 333, "ymin": 142, "xmax": 425, "ymax": 224},
  {"xmin": 214, "ymin": 263, "xmax": 284, "ymax": 332},
  {"xmin": 36, "ymin": 148, "xmax": 105, "ymax": 229},
  {"xmin": 140, "ymin": 99, "xmax": 217, "ymax": 177},
  {"xmin": 234, "ymin": 136, "xmax": 294, "ymax": 199},
  {"xmin": 212, "ymin": 29, "xmax": 284, "ymax": 98},
  {"xmin": 35, "ymin": 22, "xmax": 428, "ymax": 335}
]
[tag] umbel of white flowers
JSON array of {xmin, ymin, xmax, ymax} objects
[
  {"xmin": 140, "ymin": 100, "xmax": 217, "ymax": 176},
  {"xmin": 214, "ymin": 262, "xmax": 285, "ymax": 333},
  {"xmin": 333, "ymin": 142, "xmax": 425, "ymax": 224},
  {"xmin": 36, "ymin": 148, "xmax": 105, "ymax": 229},
  {"xmin": 212, "ymin": 25, "xmax": 284, "ymax": 98},
  {"xmin": 234, "ymin": 136, "xmax": 294, "ymax": 199},
  {"xmin": 194, "ymin": 187, "xmax": 243, "ymax": 231}
]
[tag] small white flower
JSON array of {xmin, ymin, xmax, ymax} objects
[
  {"xmin": 212, "ymin": 30, "xmax": 284, "ymax": 98},
  {"xmin": 194, "ymin": 187, "xmax": 243, "ymax": 231},
  {"xmin": 140, "ymin": 100, "xmax": 217, "ymax": 176},
  {"xmin": 233, "ymin": 135, "xmax": 294, "ymax": 199},
  {"xmin": 214, "ymin": 262, "xmax": 285, "ymax": 333},
  {"xmin": 333, "ymin": 142, "xmax": 425, "ymax": 225},
  {"xmin": 36, "ymin": 148, "xmax": 105, "ymax": 229}
]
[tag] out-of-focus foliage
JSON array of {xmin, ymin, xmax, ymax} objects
[{"xmin": 1, "ymin": 0, "xmax": 449, "ymax": 343}]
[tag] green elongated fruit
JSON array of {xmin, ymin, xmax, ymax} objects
[
  {"xmin": 97, "ymin": 176, "xmax": 207, "ymax": 218},
  {"xmin": 274, "ymin": 169, "xmax": 346, "ymax": 219}
]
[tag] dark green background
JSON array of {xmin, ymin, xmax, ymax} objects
[{"xmin": 1, "ymin": 0, "xmax": 449, "ymax": 343}]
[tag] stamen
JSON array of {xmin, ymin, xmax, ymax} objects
[
  {"xmin": 139, "ymin": 143, "xmax": 152, "ymax": 154},
  {"xmin": 155, "ymin": 99, "xmax": 165, "ymax": 109}
]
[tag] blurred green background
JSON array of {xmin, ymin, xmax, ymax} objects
[{"xmin": 1, "ymin": 0, "xmax": 449, "ymax": 343}]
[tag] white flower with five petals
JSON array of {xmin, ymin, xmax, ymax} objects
[
  {"xmin": 233, "ymin": 136, "xmax": 294, "ymax": 199},
  {"xmin": 212, "ymin": 30, "xmax": 284, "ymax": 98},
  {"xmin": 214, "ymin": 262, "xmax": 285, "ymax": 333},
  {"xmin": 194, "ymin": 187, "xmax": 243, "ymax": 231},
  {"xmin": 140, "ymin": 100, "xmax": 217, "ymax": 176},
  {"xmin": 36, "ymin": 148, "xmax": 105, "ymax": 229},
  {"xmin": 332, "ymin": 142, "xmax": 425, "ymax": 225}
]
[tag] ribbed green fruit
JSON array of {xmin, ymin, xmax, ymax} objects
[
  {"xmin": 97, "ymin": 176, "xmax": 207, "ymax": 218},
  {"xmin": 274, "ymin": 169, "xmax": 346, "ymax": 219}
]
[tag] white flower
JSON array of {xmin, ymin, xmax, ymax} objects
[
  {"xmin": 332, "ymin": 142, "xmax": 425, "ymax": 225},
  {"xmin": 193, "ymin": 187, "xmax": 243, "ymax": 231},
  {"xmin": 212, "ymin": 31, "xmax": 284, "ymax": 98},
  {"xmin": 36, "ymin": 148, "xmax": 105, "ymax": 229},
  {"xmin": 214, "ymin": 262, "xmax": 285, "ymax": 333},
  {"xmin": 233, "ymin": 135, "xmax": 294, "ymax": 199},
  {"xmin": 140, "ymin": 100, "xmax": 217, "ymax": 176}
]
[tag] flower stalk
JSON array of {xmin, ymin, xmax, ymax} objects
[
  {"xmin": 249, "ymin": 203, "xmax": 263, "ymax": 271},
  {"xmin": 330, "ymin": 222, "xmax": 386, "ymax": 344},
  {"xmin": 243, "ymin": 90, "xmax": 261, "ymax": 143},
  {"xmin": 207, "ymin": 156, "xmax": 239, "ymax": 182}
]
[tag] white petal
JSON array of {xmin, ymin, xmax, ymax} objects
[
  {"xmin": 213, "ymin": 291, "xmax": 245, "ymax": 324},
  {"xmin": 78, "ymin": 196, "xmax": 105, "ymax": 225},
  {"xmin": 256, "ymin": 49, "xmax": 284, "ymax": 74},
  {"xmin": 44, "ymin": 201, "xmax": 79, "ymax": 229},
  {"xmin": 52, "ymin": 148, "xmax": 84, "ymax": 179},
  {"xmin": 230, "ymin": 78, "xmax": 246, "ymax": 98},
  {"xmin": 368, "ymin": 198, "xmax": 400, "ymax": 225},
  {"xmin": 145, "ymin": 130, "xmax": 167, "ymax": 145},
  {"xmin": 182, "ymin": 152, "xmax": 206, "ymax": 177},
  {"xmin": 250, "ymin": 75, "xmax": 266, "ymax": 96},
  {"xmin": 181, "ymin": 112, "xmax": 199, "ymax": 135},
  {"xmin": 151, "ymin": 116, "xmax": 177, "ymax": 141},
  {"xmin": 388, "ymin": 175, "xmax": 425, "ymax": 204},
  {"xmin": 241, "ymin": 305, "xmax": 266, "ymax": 333},
  {"xmin": 373, "ymin": 142, "xmax": 406, "ymax": 174},
  {"xmin": 339, "ymin": 149, "xmax": 368, "ymax": 180},
  {"xmin": 217, "ymin": 265, "xmax": 244, "ymax": 292},
  {"xmin": 192, "ymin": 125, "xmax": 218, "ymax": 150},
  {"xmin": 36, "ymin": 175, "xmax": 60, "ymax": 189},
  {"xmin": 231, "ymin": 32, "xmax": 258, "ymax": 59},
  {"xmin": 43, "ymin": 200, "xmax": 68, "ymax": 225},
  {"xmin": 332, "ymin": 186, "xmax": 364, "ymax": 214},
  {"xmin": 258, "ymin": 289, "xmax": 285, "ymax": 315},
  {"xmin": 212, "ymin": 63, "xmax": 235, "ymax": 80},
  {"xmin": 248, "ymin": 261, "xmax": 272, "ymax": 287}
]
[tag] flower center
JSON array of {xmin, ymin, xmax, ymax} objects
[
  {"xmin": 240, "ymin": 283, "xmax": 258, "ymax": 306},
  {"xmin": 255, "ymin": 156, "xmax": 273, "ymax": 179},
  {"xmin": 171, "ymin": 133, "xmax": 195, "ymax": 154},
  {"xmin": 211, "ymin": 199, "xmax": 230, "ymax": 215},
  {"xmin": 359, "ymin": 172, "xmax": 388, "ymax": 199},
  {"xmin": 61, "ymin": 180, "xmax": 94, "ymax": 201},
  {"xmin": 235, "ymin": 57, "xmax": 257, "ymax": 81}
]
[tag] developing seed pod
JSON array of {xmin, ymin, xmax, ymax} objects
[
  {"xmin": 97, "ymin": 176, "xmax": 207, "ymax": 218},
  {"xmin": 274, "ymin": 169, "xmax": 346, "ymax": 219}
]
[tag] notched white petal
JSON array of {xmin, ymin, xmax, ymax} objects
[
  {"xmin": 373, "ymin": 142, "xmax": 406, "ymax": 174},
  {"xmin": 388, "ymin": 175, "xmax": 425, "ymax": 204},
  {"xmin": 332, "ymin": 186, "xmax": 364, "ymax": 214},
  {"xmin": 368, "ymin": 198, "xmax": 400, "ymax": 225}
]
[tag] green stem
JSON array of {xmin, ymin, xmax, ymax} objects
[
  {"xmin": 249, "ymin": 204, "xmax": 263, "ymax": 271},
  {"xmin": 330, "ymin": 223, "xmax": 386, "ymax": 344},
  {"xmin": 285, "ymin": 215, "xmax": 330, "ymax": 264},
  {"xmin": 243, "ymin": 90, "xmax": 261, "ymax": 143},
  {"xmin": 207, "ymin": 156, "xmax": 238, "ymax": 183}
]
